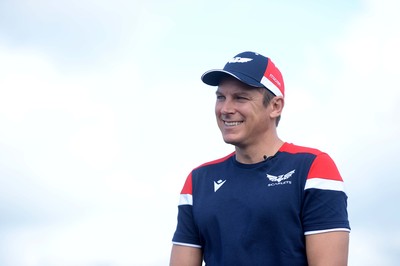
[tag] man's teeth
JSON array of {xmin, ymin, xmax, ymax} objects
[{"xmin": 224, "ymin": 121, "xmax": 242, "ymax": 126}]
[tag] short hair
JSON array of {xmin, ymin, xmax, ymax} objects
[{"xmin": 258, "ymin": 88, "xmax": 281, "ymax": 127}]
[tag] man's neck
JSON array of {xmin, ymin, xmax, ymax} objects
[{"xmin": 235, "ymin": 138, "xmax": 284, "ymax": 164}]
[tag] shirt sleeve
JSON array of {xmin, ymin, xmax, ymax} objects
[
  {"xmin": 302, "ymin": 152, "xmax": 351, "ymax": 235},
  {"xmin": 172, "ymin": 172, "xmax": 202, "ymax": 248}
]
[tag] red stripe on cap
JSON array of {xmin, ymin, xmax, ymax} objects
[{"xmin": 263, "ymin": 60, "xmax": 284, "ymax": 96}]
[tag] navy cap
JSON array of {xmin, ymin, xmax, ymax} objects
[{"xmin": 201, "ymin": 51, "xmax": 285, "ymax": 97}]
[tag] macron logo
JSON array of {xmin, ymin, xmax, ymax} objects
[
  {"xmin": 269, "ymin": 74, "xmax": 281, "ymax": 87},
  {"xmin": 214, "ymin": 179, "xmax": 227, "ymax": 192},
  {"xmin": 228, "ymin": 57, "xmax": 253, "ymax": 63}
]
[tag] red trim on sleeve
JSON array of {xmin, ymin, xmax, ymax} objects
[
  {"xmin": 181, "ymin": 173, "xmax": 193, "ymax": 195},
  {"xmin": 279, "ymin": 142, "xmax": 321, "ymax": 155},
  {"xmin": 280, "ymin": 143, "xmax": 343, "ymax": 182},
  {"xmin": 197, "ymin": 152, "xmax": 235, "ymax": 168},
  {"xmin": 180, "ymin": 152, "xmax": 235, "ymax": 195},
  {"xmin": 308, "ymin": 153, "xmax": 343, "ymax": 181}
]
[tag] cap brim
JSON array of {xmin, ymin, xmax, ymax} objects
[{"xmin": 201, "ymin": 69, "xmax": 264, "ymax": 88}]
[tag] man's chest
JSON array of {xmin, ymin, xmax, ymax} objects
[{"xmin": 192, "ymin": 167, "xmax": 306, "ymax": 229}]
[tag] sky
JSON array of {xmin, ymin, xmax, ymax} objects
[{"xmin": 0, "ymin": 0, "xmax": 399, "ymax": 265}]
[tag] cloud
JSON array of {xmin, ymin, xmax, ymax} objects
[
  {"xmin": 0, "ymin": 38, "xmax": 218, "ymax": 265},
  {"xmin": 0, "ymin": 0, "xmax": 177, "ymax": 66},
  {"xmin": 0, "ymin": 44, "xmax": 137, "ymax": 213},
  {"xmin": 278, "ymin": 1, "xmax": 400, "ymax": 264},
  {"xmin": 327, "ymin": 0, "xmax": 400, "ymax": 264}
]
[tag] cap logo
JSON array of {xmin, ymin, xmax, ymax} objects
[
  {"xmin": 228, "ymin": 57, "xmax": 253, "ymax": 63},
  {"xmin": 269, "ymin": 74, "xmax": 281, "ymax": 87}
]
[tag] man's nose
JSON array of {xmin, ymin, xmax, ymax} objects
[{"xmin": 220, "ymin": 99, "xmax": 235, "ymax": 114}]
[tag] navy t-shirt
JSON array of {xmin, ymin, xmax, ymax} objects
[{"xmin": 172, "ymin": 142, "xmax": 350, "ymax": 265}]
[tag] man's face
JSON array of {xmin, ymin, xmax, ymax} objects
[{"xmin": 215, "ymin": 77, "xmax": 272, "ymax": 148}]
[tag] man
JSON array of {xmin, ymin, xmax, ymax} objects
[{"xmin": 170, "ymin": 51, "xmax": 350, "ymax": 265}]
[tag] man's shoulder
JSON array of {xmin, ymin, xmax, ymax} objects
[
  {"xmin": 280, "ymin": 142, "xmax": 324, "ymax": 156},
  {"xmin": 194, "ymin": 152, "xmax": 235, "ymax": 170}
]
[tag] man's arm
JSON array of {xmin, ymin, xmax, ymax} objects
[
  {"xmin": 169, "ymin": 244, "xmax": 203, "ymax": 266},
  {"xmin": 306, "ymin": 231, "xmax": 349, "ymax": 266}
]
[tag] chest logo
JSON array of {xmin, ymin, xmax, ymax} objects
[
  {"xmin": 266, "ymin": 169, "xmax": 295, "ymax": 186},
  {"xmin": 214, "ymin": 179, "xmax": 227, "ymax": 192}
]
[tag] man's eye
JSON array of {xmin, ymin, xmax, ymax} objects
[
  {"xmin": 216, "ymin": 95, "xmax": 225, "ymax": 100},
  {"xmin": 236, "ymin": 96, "xmax": 248, "ymax": 100}
]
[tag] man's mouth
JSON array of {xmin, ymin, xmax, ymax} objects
[{"xmin": 224, "ymin": 121, "xmax": 243, "ymax": 126}]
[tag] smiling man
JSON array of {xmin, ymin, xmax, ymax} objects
[{"xmin": 170, "ymin": 51, "xmax": 350, "ymax": 266}]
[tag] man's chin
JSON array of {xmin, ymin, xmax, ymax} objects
[{"xmin": 222, "ymin": 137, "xmax": 240, "ymax": 146}]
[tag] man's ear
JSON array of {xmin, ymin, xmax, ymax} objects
[{"xmin": 270, "ymin": 96, "xmax": 284, "ymax": 119}]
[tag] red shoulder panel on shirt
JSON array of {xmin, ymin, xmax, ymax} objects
[
  {"xmin": 308, "ymin": 153, "xmax": 343, "ymax": 181},
  {"xmin": 181, "ymin": 152, "xmax": 235, "ymax": 194},
  {"xmin": 181, "ymin": 172, "xmax": 193, "ymax": 194},
  {"xmin": 196, "ymin": 152, "xmax": 235, "ymax": 169},
  {"xmin": 280, "ymin": 142, "xmax": 322, "ymax": 155},
  {"xmin": 280, "ymin": 143, "xmax": 343, "ymax": 182}
]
